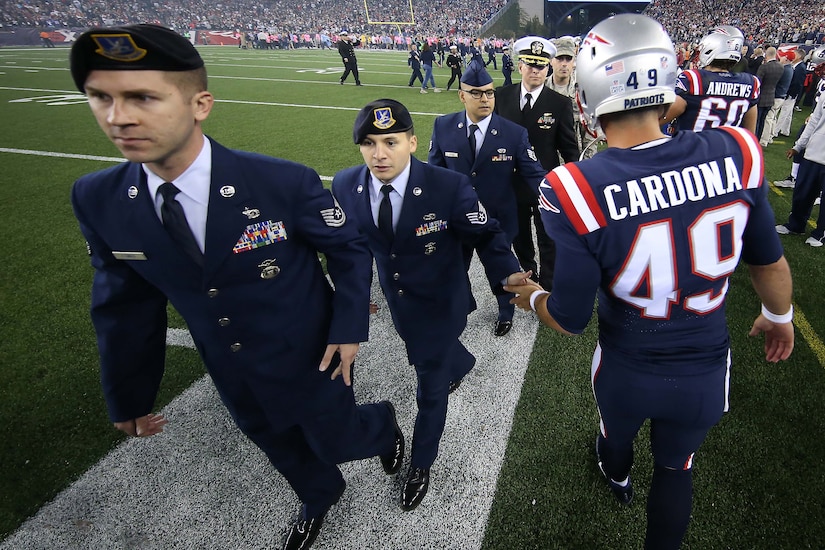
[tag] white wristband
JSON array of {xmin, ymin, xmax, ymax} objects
[
  {"xmin": 761, "ymin": 303, "xmax": 793, "ymax": 324},
  {"xmin": 529, "ymin": 290, "xmax": 550, "ymax": 312}
]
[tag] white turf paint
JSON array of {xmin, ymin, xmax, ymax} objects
[{"xmin": 1, "ymin": 262, "xmax": 539, "ymax": 550}]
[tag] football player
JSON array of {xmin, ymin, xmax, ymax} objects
[
  {"xmin": 506, "ymin": 14, "xmax": 794, "ymax": 549},
  {"xmin": 662, "ymin": 25, "xmax": 761, "ymax": 133}
]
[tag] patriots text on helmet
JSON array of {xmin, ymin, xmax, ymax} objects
[
  {"xmin": 622, "ymin": 93, "xmax": 666, "ymax": 110},
  {"xmin": 603, "ymin": 157, "xmax": 744, "ymax": 220}
]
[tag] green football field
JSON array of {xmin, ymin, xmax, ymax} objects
[{"xmin": 0, "ymin": 45, "xmax": 823, "ymax": 548}]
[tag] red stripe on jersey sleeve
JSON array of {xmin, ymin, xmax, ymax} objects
[
  {"xmin": 682, "ymin": 69, "xmax": 701, "ymax": 95},
  {"xmin": 545, "ymin": 170, "xmax": 591, "ymax": 235},
  {"xmin": 565, "ymin": 163, "xmax": 609, "ymax": 227},
  {"xmin": 718, "ymin": 126, "xmax": 764, "ymax": 188}
]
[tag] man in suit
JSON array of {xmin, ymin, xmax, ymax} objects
[
  {"xmin": 429, "ymin": 63, "xmax": 547, "ymax": 336},
  {"xmin": 776, "ymin": 47, "xmax": 809, "ymax": 139},
  {"xmin": 756, "ymin": 47, "xmax": 785, "ymax": 144},
  {"xmin": 494, "ymin": 36, "xmax": 579, "ymax": 291},
  {"xmin": 69, "ymin": 24, "xmax": 403, "ymax": 550},
  {"xmin": 332, "ymin": 99, "xmax": 524, "ymax": 511}
]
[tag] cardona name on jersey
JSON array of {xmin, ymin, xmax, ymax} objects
[{"xmin": 604, "ymin": 157, "xmax": 752, "ymax": 221}]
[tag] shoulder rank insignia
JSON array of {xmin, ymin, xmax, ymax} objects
[
  {"xmin": 465, "ymin": 201, "xmax": 488, "ymax": 224},
  {"xmin": 320, "ymin": 196, "xmax": 346, "ymax": 227}
]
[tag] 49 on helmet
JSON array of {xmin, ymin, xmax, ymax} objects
[
  {"xmin": 576, "ymin": 14, "xmax": 677, "ymax": 133},
  {"xmin": 697, "ymin": 25, "xmax": 745, "ymax": 68}
]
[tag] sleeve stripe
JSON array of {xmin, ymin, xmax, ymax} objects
[
  {"xmin": 685, "ymin": 69, "xmax": 702, "ymax": 95},
  {"xmin": 718, "ymin": 126, "xmax": 764, "ymax": 189},
  {"xmin": 549, "ymin": 164, "xmax": 607, "ymax": 235}
]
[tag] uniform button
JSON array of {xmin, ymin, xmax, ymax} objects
[
  {"xmin": 471, "ymin": 171, "xmax": 477, "ymax": 177},
  {"xmin": 207, "ymin": 288, "xmax": 219, "ymax": 298},
  {"xmin": 230, "ymin": 343, "xmax": 242, "ymax": 352},
  {"xmin": 390, "ymin": 253, "xmax": 397, "ymax": 259},
  {"xmin": 393, "ymin": 273, "xmax": 400, "ymax": 280},
  {"xmin": 397, "ymin": 289, "xmax": 404, "ymax": 296},
  {"xmin": 218, "ymin": 317, "xmax": 231, "ymax": 327}
]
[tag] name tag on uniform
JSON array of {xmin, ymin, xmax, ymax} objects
[
  {"xmin": 112, "ymin": 251, "xmax": 147, "ymax": 261},
  {"xmin": 445, "ymin": 151, "xmax": 459, "ymax": 158}
]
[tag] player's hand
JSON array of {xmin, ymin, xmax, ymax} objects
[
  {"xmin": 319, "ymin": 343, "xmax": 360, "ymax": 386},
  {"xmin": 369, "ymin": 302, "xmax": 379, "ymax": 314},
  {"xmin": 504, "ymin": 270, "xmax": 533, "ymax": 287},
  {"xmin": 504, "ymin": 274, "xmax": 545, "ymax": 312},
  {"xmin": 748, "ymin": 315, "xmax": 794, "ymax": 362},
  {"xmin": 114, "ymin": 413, "xmax": 168, "ymax": 437},
  {"xmin": 785, "ymin": 148, "xmax": 797, "ymax": 160}
]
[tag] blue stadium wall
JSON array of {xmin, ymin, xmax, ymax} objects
[{"xmin": 545, "ymin": 1, "xmax": 650, "ymax": 37}]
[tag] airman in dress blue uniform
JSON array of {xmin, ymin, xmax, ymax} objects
[
  {"xmin": 68, "ymin": 24, "xmax": 402, "ymax": 550},
  {"xmin": 428, "ymin": 63, "xmax": 546, "ymax": 336},
  {"xmin": 332, "ymin": 99, "xmax": 524, "ymax": 511}
]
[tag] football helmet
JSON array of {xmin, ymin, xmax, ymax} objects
[
  {"xmin": 811, "ymin": 46, "xmax": 825, "ymax": 78},
  {"xmin": 697, "ymin": 25, "xmax": 744, "ymax": 68},
  {"xmin": 576, "ymin": 14, "xmax": 677, "ymax": 133}
]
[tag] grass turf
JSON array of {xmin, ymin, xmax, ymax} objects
[{"xmin": 0, "ymin": 45, "xmax": 823, "ymax": 548}]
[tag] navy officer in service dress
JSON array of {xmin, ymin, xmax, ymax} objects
[
  {"xmin": 428, "ymin": 63, "xmax": 546, "ymax": 336},
  {"xmin": 68, "ymin": 24, "xmax": 403, "ymax": 550},
  {"xmin": 332, "ymin": 99, "xmax": 525, "ymax": 511}
]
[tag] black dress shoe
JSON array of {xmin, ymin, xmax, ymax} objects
[
  {"xmin": 283, "ymin": 515, "xmax": 324, "ymax": 550},
  {"xmin": 448, "ymin": 378, "xmax": 462, "ymax": 394},
  {"xmin": 379, "ymin": 401, "xmax": 404, "ymax": 474},
  {"xmin": 401, "ymin": 467, "xmax": 430, "ymax": 511},
  {"xmin": 494, "ymin": 320, "xmax": 513, "ymax": 336},
  {"xmin": 282, "ymin": 483, "xmax": 345, "ymax": 549}
]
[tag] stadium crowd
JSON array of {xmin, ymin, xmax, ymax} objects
[
  {"xmin": 645, "ymin": 0, "xmax": 824, "ymax": 46},
  {"xmin": 1, "ymin": 0, "xmax": 507, "ymax": 39},
  {"xmin": 3, "ymin": 0, "xmax": 823, "ymax": 48}
]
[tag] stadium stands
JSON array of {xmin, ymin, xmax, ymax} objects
[
  {"xmin": 1, "ymin": 0, "xmax": 507, "ymax": 40},
  {"xmin": 0, "ymin": 0, "xmax": 822, "ymax": 49}
]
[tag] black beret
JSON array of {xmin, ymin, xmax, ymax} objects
[
  {"xmin": 353, "ymin": 99, "xmax": 414, "ymax": 144},
  {"xmin": 70, "ymin": 24, "xmax": 204, "ymax": 93}
]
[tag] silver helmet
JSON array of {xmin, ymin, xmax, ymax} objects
[
  {"xmin": 697, "ymin": 25, "xmax": 744, "ymax": 68},
  {"xmin": 810, "ymin": 45, "xmax": 825, "ymax": 65},
  {"xmin": 576, "ymin": 14, "xmax": 677, "ymax": 132}
]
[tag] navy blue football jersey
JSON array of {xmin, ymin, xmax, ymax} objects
[
  {"xmin": 538, "ymin": 127, "xmax": 782, "ymax": 369},
  {"xmin": 674, "ymin": 69, "xmax": 760, "ymax": 132}
]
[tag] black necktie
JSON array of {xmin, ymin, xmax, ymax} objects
[
  {"xmin": 158, "ymin": 182, "xmax": 203, "ymax": 267},
  {"xmin": 523, "ymin": 92, "xmax": 533, "ymax": 112},
  {"xmin": 378, "ymin": 184, "xmax": 394, "ymax": 241},
  {"xmin": 468, "ymin": 124, "xmax": 479, "ymax": 161}
]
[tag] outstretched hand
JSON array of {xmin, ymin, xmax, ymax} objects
[
  {"xmin": 749, "ymin": 314, "xmax": 794, "ymax": 362},
  {"xmin": 503, "ymin": 271, "xmax": 545, "ymax": 311}
]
